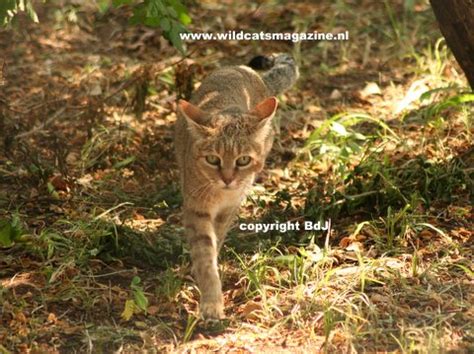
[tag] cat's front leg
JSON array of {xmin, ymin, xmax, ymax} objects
[
  {"xmin": 183, "ymin": 207, "xmax": 224, "ymax": 319},
  {"xmin": 214, "ymin": 206, "xmax": 238, "ymax": 252}
]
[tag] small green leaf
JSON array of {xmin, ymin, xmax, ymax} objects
[
  {"xmin": 183, "ymin": 315, "xmax": 199, "ymax": 342},
  {"xmin": 144, "ymin": 16, "xmax": 161, "ymax": 27},
  {"xmin": 168, "ymin": 21, "xmax": 186, "ymax": 54},
  {"xmin": 168, "ymin": 0, "xmax": 188, "ymax": 17},
  {"xmin": 47, "ymin": 182, "xmax": 55, "ymax": 193},
  {"xmin": 113, "ymin": 156, "xmax": 136, "ymax": 169},
  {"xmin": 154, "ymin": 0, "xmax": 167, "ymax": 14},
  {"xmin": 273, "ymin": 254, "xmax": 297, "ymax": 264},
  {"xmin": 166, "ymin": 6, "xmax": 178, "ymax": 18},
  {"xmin": 403, "ymin": 0, "xmax": 415, "ymax": 11},
  {"xmin": 133, "ymin": 289, "xmax": 149, "ymax": 312},
  {"xmin": 25, "ymin": 1, "xmax": 38, "ymax": 23},
  {"xmin": 455, "ymin": 264, "xmax": 474, "ymax": 278},
  {"xmin": 0, "ymin": 221, "xmax": 14, "ymax": 247},
  {"xmin": 0, "ymin": 0, "xmax": 39, "ymax": 26},
  {"xmin": 130, "ymin": 276, "xmax": 148, "ymax": 312},
  {"xmin": 353, "ymin": 132, "xmax": 367, "ymax": 140},
  {"xmin": 160, "ymin": 17, "xmax": 171, "ymax": 31},
  {"xmin": 178, "ymin": 12, "xmax": 191, "ymax": 25},
  {"xmin": 419, "ymin": 87, "xmax": 455, "ymax": 101},
  {"xmin": 130, "ymin": 3, "xmax": 147, "ymax": 25},
  {"xmin": 121, "ymin": 299, "xmax": 136, "ymax": 321},
  {"xmin": 47, "ymin": 182, "xmax": 60, "ymax": 199},
  {"xmin": 0, "ymin": 217, "xmax": 23, "ymax": 247},
  {"xmin": 146, "ymin": 2, "xmax": 159, "ymax": 17},
  {"xmin": 331, "ymin": 121, "xmax": 349, "ymax": 137},
  {"xmin": 0, "ymin": 0, "xmax": 17, "ymax": 26},
  {"xmin": 454, "ymin": 93, "xmax": 474, "ymax": 104},
  {"xmin": 10, "ymin": 215, "xmax": 22, "ymax": 240},
  {"xmin": 131, "ymin": 276, "xmax": 141, "ymax": 287}
]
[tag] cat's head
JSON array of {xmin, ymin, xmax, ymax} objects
[{"xmin": 177, "ymin": 97, "xmax": 278, "ymax": 190}]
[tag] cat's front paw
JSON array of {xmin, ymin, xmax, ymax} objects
[{"xmin": 200, "ymin": 300, "xmax": 225, "ymax": 320}]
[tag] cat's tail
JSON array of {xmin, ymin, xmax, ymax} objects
[{"xmin": 248, "ymin": 53, "xmax": 299, "ymax": 96}]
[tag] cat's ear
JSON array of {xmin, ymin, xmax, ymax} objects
[
  {"xmin": 177, "ymin": 100, "xmax": 206, "ymax": 125},
  {"xmin": 177, "ymin": 100, "xmax": 210, "ymax": 136},
  {"xmin": 251, "ymin": 97, "xmax": 278, "ymax": 122},
  {"xmin": 251, "ymin": 97, "xmax": 278, "ymax": 139}
]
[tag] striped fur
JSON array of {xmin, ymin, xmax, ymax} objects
[{"xmin": 174, "ymin": 55, "xmax": 298, "ymax": 319}]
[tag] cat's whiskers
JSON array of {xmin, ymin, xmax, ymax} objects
[
  {"xmin": 189, "ymin": 182, "xmax": 212, "ymax": 199},
  {"xmin": 173, "ymin": 54, "xmax": 298, "ymax": 319}
]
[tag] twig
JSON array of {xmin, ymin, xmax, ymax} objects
[
  {"xmin": 0, "ymin": 96, "xmax": 28, "ymax": 114},
  {"xmin": 0, "ymin": 167, "xmax": 17, "ymax": 176},
  {"xmin": 89, "ymin": 269, "xmax": 136, "ymax": 278},
  {"xmin": 102, "ymin": 50, "xmax": 199, "ymax": 103},
  {"xmin": 14, "ymin": 108, "xmax": 85, "ymax": 141},
  {"xmin": 25, "ymin": 98, "xmax": 70, "ymax": 112},
  {"xmin": 102, "ymin": 75, "xmax": 142, "ymax": 103},
  {"xmin": 93, "ymin": 202, "xmax": 134, "ymax": 221}
]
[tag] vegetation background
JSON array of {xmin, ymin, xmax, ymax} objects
[{"xmin": 0, "ymin": 0, "xmax": 472, "ymax": 352}]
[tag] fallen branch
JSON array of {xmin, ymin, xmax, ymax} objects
[{"xmin": 14, "ymin": 107, "xmax": 82, "ymax": 141}]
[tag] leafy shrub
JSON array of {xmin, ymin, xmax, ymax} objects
[
  {"xmin": 0, "ymin": 0, "xmax": 191, "ymax": 53},
  {"xmin": 112, "ymin": 0, "xmax": 191, "ymax": 53},
  {"xmin": 0, "ymin": 0, "xmax": 40, "ymax": 26}
]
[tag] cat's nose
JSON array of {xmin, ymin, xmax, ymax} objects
[
  {"xmin": 222, "ymin": 176, "xmax": 234, "ymax": 185},
  {"xmin": 221, "ymin": 169, "xmax": 235, "ymax": 186}
]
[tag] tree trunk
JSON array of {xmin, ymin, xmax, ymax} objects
[{"xmin": 430, "ymin": 0, "xmax": 474, "ymax": 89}]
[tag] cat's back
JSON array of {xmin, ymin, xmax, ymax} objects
[{"xmin": 192, "ymin": 65, "xmax": 270, "ymax": 111}]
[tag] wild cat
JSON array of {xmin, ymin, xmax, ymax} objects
[{"xmin": 174, "ymin": 54, "xmax": 298, "ymax": 319}]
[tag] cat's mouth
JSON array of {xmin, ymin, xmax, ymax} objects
[
  {"xmin": 219, "ymin": 181, "xmax": 240, "ymax": 190},
  {"xmin": 210, "ymin": 178, "xmax": 241, "ymax": 191},
  {"xmin": 223, "ymin": 184, "xmax": 238, "ymax": 190}
]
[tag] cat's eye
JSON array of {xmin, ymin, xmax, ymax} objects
[
  {"xmin": 205, "ymin": 155, "xmax": 221, "ymax": 166},
  {"xmin": 236, "ymin": 155, "xmax": 252, "ymax": 167}
]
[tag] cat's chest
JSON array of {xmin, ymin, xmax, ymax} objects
[{"xmin": 209, "ymin": 188, "xmax": 244, "ymax": 216}]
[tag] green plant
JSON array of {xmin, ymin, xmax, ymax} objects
[
  {"xmin": 420, "ymin": 91, "xmax": 474, "ymax": 119},
  {"xmin": 112, "ymin": 0, "xmax": 191, "ymax": 53},
  {"xmin": 0, "ymin": 0, "xmax": 41, "ymax": 26},
  {"xmin": 0, "ymin": 0, "xmax": 191, "ymax": 53},
  {"xmin": 0, "ymin": 214, "xmax": 23, "ymax": 247},
  {"xmin": 412, "ymin": 38, "xmax": 450, "ymax": 83},
  {"xmin": 303, "ymin": 112, "xmax": 398, "ymax": 179},
  {"xmin": 121, "ymin": 276, "xmax": 149, "ymax": 320},
  {"xmin": 155, "ymin": 268, "xmax": 182, "ymax": 302}
]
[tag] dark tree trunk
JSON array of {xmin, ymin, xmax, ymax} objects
[{"xmin": 430, "ymin": 0, "xmax": 474, "ymax": 89}]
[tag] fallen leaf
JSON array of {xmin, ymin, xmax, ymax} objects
[
  {"xmin": 394, "ymin": 79, "xmax": 429, "ymax": 113},
  {"xmin": 419, "ymin": 229, "xmax": 434, "ymax": 239},
  {"xmin": 147, "ymin": 305, "xmax": 159, "ymax": 315},
  {"xmin": 359, "ymin": 82, "xmax": 382, "ymax": 98},
  {"xmin": 49, "ymin": 175, "xmax": 69, "ymax": 192},
  {"xmin": 241, "ymin": 300, "xmax": 263, "ymax": 321},
  {"xmin": 47, "ymin": 313, "xmax": 57, "ymax": 324},
  {"xmin": 134, "ymin": 321, "xmax": 148, "ymax": 329},
  {"xmin": 329, "ymin": 89, "xmax": 342, "ymax": 100},
  {"xmin": 76, "ymin": 174, "xmax": 93, "ymax": 187},
  {"xmin": 121, "ymin": 299, "xmax": 136, "ymax": 321},
  {"xmin": 133, "ymin": 212, "xmax": 145, "ymax": 221},
  {"xmin": 66, "ymin": 152, "xmax": 79, "ymax": 165},
  {"xmin": 339, "ymin": 236, "xmax": 352, "ymax": 248},
  {"xmin": 346, "ymin": 241, "xmax": 364, "ymax": 253}
]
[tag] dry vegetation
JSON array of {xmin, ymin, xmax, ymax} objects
[{"xmin": 0, "ymin": 0, "xmax": 473, "ymax": 353}]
